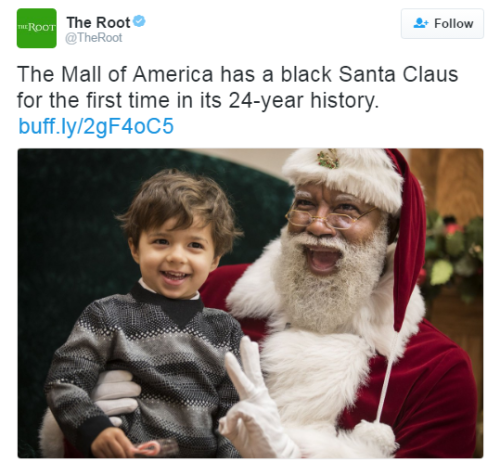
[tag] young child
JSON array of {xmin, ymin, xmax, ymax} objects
[{"xmin": 44, "ymin": 169, "xmax": 244, "ymax": 458}]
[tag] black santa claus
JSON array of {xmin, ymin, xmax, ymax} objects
[{"xmin": 40, "ymin": 148, "xmax": 477, "ymax": 458}]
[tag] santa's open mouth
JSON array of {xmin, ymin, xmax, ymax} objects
[
  {"xmin": 304, "ymin": 246, "xmax": 342, "ymax": 275},
  {"xmin": 161, "ymin": 271, "xmax": 190, "ymax": 286}
]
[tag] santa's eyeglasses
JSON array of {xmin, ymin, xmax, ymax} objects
[{"xmin": 285, "ymin": 206, "xmax": 377, "ymax": 230}]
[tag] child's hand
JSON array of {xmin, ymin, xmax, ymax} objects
[{"xmin": 91, "ymin": 427, "xmax": 135, "ymax": 458}]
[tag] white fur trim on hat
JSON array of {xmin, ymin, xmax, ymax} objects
[{"xmin": 282, "ymin": 148, "xmax": 403, "ymax": 215}]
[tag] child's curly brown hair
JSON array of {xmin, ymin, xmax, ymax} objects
[{"xmin": 117, "ymin": 169, "xmax": 242, "ymax": 256}]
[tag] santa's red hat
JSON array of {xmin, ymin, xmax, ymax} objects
[{"xmin": 282, "ymin": 148, "xmax": 426, "ymax": 333}]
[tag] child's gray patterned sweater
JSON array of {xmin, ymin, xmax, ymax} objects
[{"xmin": 45, "ymin": 283, "xmax": 243, "ymax": 457}]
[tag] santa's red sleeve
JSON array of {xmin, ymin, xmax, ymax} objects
[{"xmin": 393, "ymin": 346, "xmax": 477, "ymax": 457}]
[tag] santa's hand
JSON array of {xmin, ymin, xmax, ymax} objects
[
  {"xmin": 91, "ymin": 371, "xmax": 141, "ymax": 427},
  {"xmin": 219, "ymin": 337, "xmax": 301, "ymax": 458}
]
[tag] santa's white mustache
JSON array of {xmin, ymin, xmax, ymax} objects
[{"xmin": 287, "ymin": 232, "xmax": 349, "ymax": 254}]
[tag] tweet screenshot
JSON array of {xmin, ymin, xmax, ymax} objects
[{"xmin": 9, "ymin": 1, "xmax": 497, "ymax": 460}]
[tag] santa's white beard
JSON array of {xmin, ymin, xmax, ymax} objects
[{"xmin": 273, "ymin": 221, "xmax": 389, "ymax": 334}]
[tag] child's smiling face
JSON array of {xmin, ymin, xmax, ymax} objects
[{"xmin": 129, "ymin": 216, "xmax": 220, "ymax": 300}]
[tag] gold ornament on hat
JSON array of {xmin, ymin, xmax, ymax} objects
[{"xmin": 317, "ymin": 149, "xmax": 339, "ymax": 169}]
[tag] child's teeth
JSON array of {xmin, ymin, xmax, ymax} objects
[{"xmin": 165, "ymin": 271, "xmax": 186, "ymax": 279}]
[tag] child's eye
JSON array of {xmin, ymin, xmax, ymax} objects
[
  {"xmin": 189, "ymin": 242, "xmax": 204, "ymax": 249},
  {"xmin": 154, "ymin": 239, "xmax": 169, "ymax": 245}
]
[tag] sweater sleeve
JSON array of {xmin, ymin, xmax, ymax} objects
[
  {"xmin": 214, "ymin": 317, "xmax": 243, "ymax": 458},
  {"xmin": 394, "ymin": 349, "xmax": 477, "ymax": 457},
  {"xmin": 44, "ymin": 302, "xmax": 115, "ymax": 457}
]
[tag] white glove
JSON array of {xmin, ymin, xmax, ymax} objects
[
  {"xmin": 219, "ymin": 337, "xmax": 301, "ymax": 458},
  {"xmin": 91, "ymin": 370, "xmax": 141, "ymax": 427}
]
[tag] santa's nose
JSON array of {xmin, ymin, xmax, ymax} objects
[
  {"xmin": 306, "ymin": 205, "xmax": 337, "ymax": 237},
  {"xmin": 305, "ymin": 217, "xmax": 337, "ymax": 237}
]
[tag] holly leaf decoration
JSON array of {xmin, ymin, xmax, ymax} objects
[
  {"xmin": 430, "ymin": 259, "xmax": 454, "ymax": 285},
  {"xmin": 445, "ymin": 231, "xmax": 465, "ymax": 256},
  {"xmin": 466, "ymin": 217, "xmax": 483, "ymax": 243},
  {"xmin": 454, "ymin": 254, "xmax": 477, "ymax": 277},
  {"xmin": 431, "ymin": 215, "xmax": 445, "ymax": 235},
  {"xmin": 425, "ymin": 236, "xmax": 439, "ymax": 258},
  {"xmin": 423, "ymin": 212, "xmax": 483, "ymax": 305},
  {"xmin": 427, "ymin": 210, "xmax": 440, "ymax": 230},
  {"xmin": 465, "ymin": 217, "xmax": 483, "ymax": 251}
]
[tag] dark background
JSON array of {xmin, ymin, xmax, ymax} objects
[{"xmin": 18, "ymin": 149, "xmax": 293, "ymax": 457}]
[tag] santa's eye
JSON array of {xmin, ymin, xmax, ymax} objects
[
  {"xmin": 295, "ymin": 199, "xmax": 315, "ymax": 209},
  {"xmin": 334, "ymin": 204, "xmax": 360, "ymax": 216}
]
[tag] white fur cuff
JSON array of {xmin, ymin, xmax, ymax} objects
[
  {"xmin": 39, "ymin": 409, "xmax": 64, "ymax": 458},
  {"xmin": 352, "ymin": 420, "xmax": 398, "ymax": 457}
]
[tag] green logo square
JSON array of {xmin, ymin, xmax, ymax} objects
[{"xmin": 17, "ymin": 9, "xmax": 57, "ymax": 48}]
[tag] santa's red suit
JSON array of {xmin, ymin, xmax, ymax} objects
[{"xmin": 200, "ymin": 241, "xmax": 477, "ymax": 458}]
